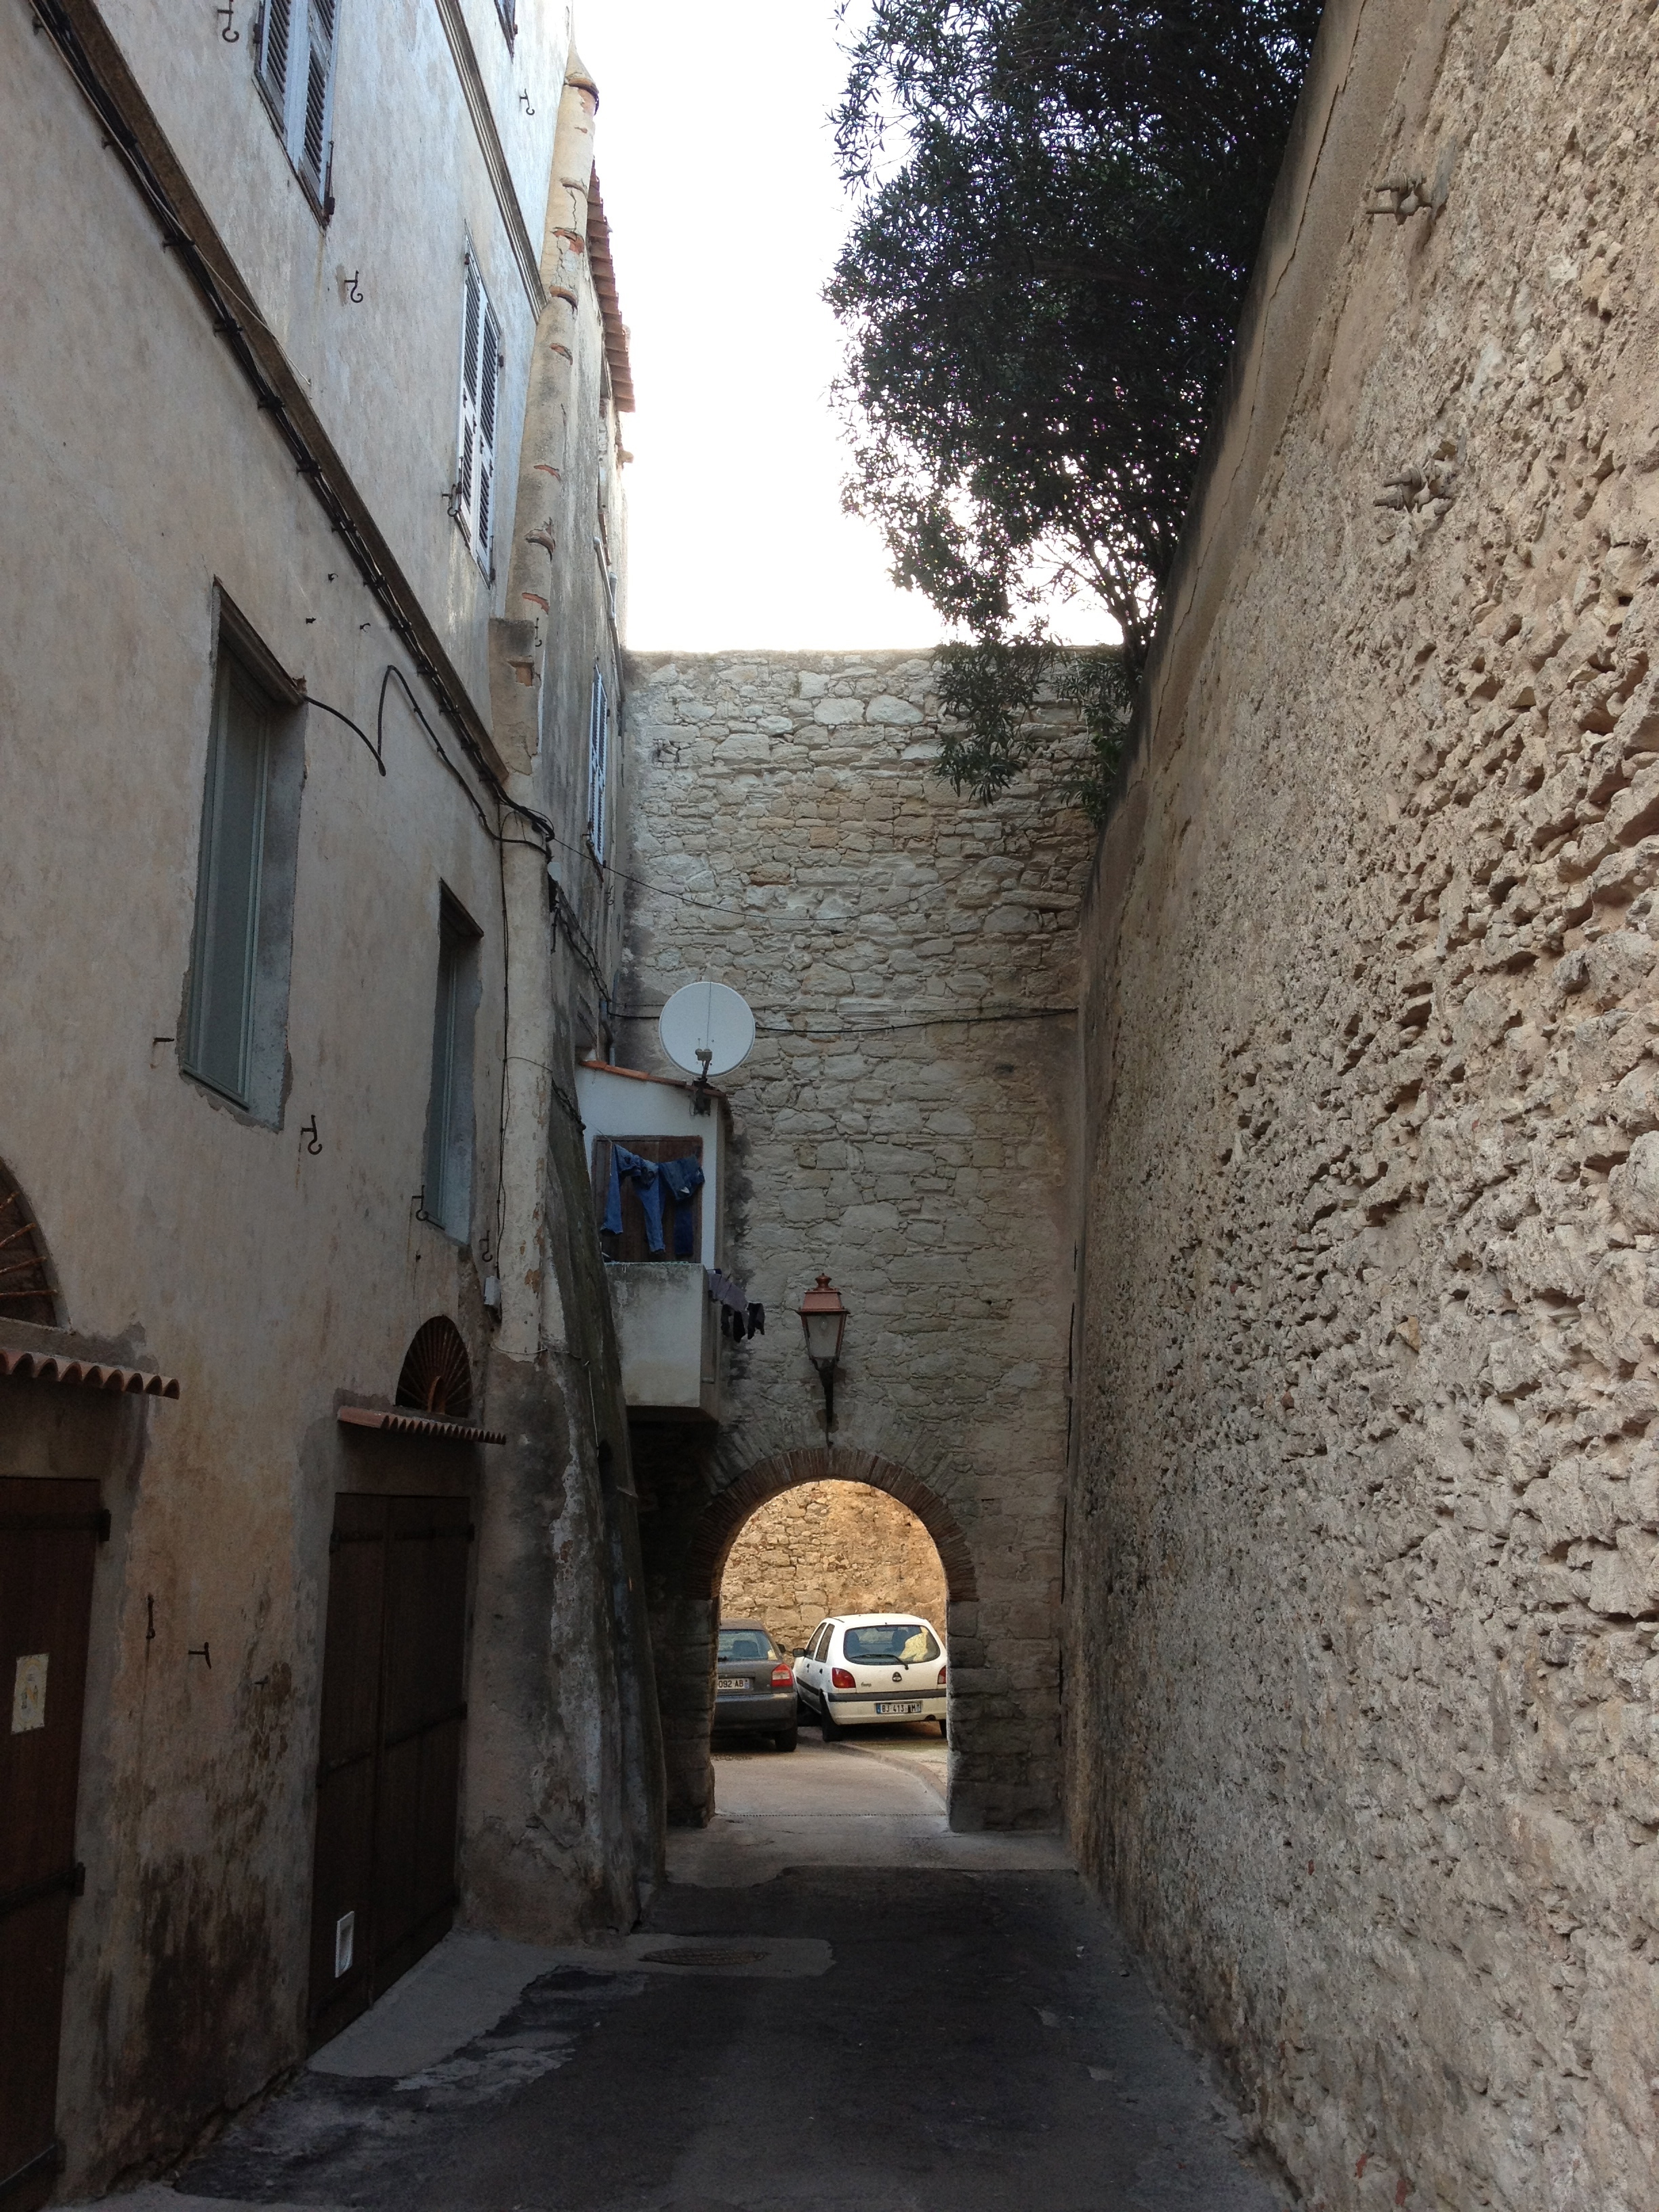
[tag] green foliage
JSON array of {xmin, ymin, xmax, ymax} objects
[
  {"xmin": 829, "ymin": 0, "xmax": 1319, "ymax": 809},
  {"xmin": 933, "ymin": 642, "xmax": 1134, "ymax": 820}
]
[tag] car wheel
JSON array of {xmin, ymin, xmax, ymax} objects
[
  {"xmin": 819, "ymin": 1706, "xmax": 843, "ymax": 1741},
  {"xmin": 774, "ymin": 1726, "xmax": 798, "ymax": 1752}
]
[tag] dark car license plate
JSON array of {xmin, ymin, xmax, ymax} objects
[{"xmin": 716, "ymin": 1676, "xmax": 750, "ymax": 1691}]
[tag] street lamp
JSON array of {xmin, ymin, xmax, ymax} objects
[{"xmin": 798, "ymin": 1273, "xmax": 848, "ymax": 1432}]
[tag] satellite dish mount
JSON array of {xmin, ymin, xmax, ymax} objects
[{"xmin": 657, "ymin": 981, "xmax": 756, "ymax": 1115}]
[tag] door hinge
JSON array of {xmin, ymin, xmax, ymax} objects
[{"xmin": 0, "ymin": 1862, "xmax": 85, "ymax": 1922}]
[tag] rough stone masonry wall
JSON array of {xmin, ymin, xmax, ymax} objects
[
  {"xmin": 720, "ymin": 1481, "xmax": 950, "ymax": 1657},
  {"xmin": 1070, "ymin": 1, "xmax": 1659, "ymax": 2207},
  {"xmin": 619, "ymin": 651, "xmax": 1094, "ymax": 1827}
]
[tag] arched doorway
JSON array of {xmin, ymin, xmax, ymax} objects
[{"xmin": 659, "ymin": 1446, "xmax": 977, "ymax": 1828}]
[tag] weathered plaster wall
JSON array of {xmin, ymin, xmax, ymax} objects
[
  {"xmin": 1071, "ymin": 1, "xmax": 1659, "ymax": 2205},
  {"xmin": 617, "ymin": 651, "xmax": 1094, "ymax": 1830},
  {"xmin": 720, "ymin": 1480, "xmax": 949, "ymax": 1656},
  {"xmin": 0, "ymin": 6, "xmax": 655, "ymax": 2195}
]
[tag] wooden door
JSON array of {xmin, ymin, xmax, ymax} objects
[
  {"xmin": 308, "ymin": 1494, "xmax": 472, "ymax": 2049},
  {"xmin": 0, "ymin": 1479, "xmax": 102, "ymax": 2212}
]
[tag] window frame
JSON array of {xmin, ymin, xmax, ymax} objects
[
  {"xmin": 182, "ymin": 595, "xmax": 306, "ymax": 1123},
  {"xmin": 254, "ymin": 0, "xmax": 340, "ymax": 220},
  {"xmin": 586, "ymin": 662, "xmax": 611, "ymax": 862},
  {"xmin": 452, "ymin": 247, "xmax": 503, "ymax": 581},
  {"xmin": 422, "ymin": 890, "xmax": 482, "ymax": 1243},
  {"xmin": 493, "ymin": 0, "xmax": 516, "ymax": 48}
]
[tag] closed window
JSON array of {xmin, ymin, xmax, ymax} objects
[
  {"xmin": 183, "ymin": 609, "xmax": 304, "ymax": 1122},
  {"xmin": 586, "ymin": 664, "xmax": 610, "ymax": 859},
  {"xmin": 453, "ymin": 253, "xmax": 501, "ymax": 577},
  {"xmin": 255, "ymin": 0, "xmax": 339, "ymax": 213},
  {"xmin": 423, "ymin": 893, "xmax": 480, "ymax": 1241}
]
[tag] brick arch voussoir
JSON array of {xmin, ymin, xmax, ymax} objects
[{"xmin": 688, "ymin": 1446, "xmax": 977, "ymax": 1607}]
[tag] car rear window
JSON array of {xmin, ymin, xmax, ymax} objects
[
  {"xmin": 842, "ymin": 1623, "xmax": 940, "ymax": 1663},
  {"xmin": 718, "ymin": 1630, "xmax": 778, "ymax": 1662}
]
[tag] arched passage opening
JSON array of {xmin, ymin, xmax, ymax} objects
[
  {"xmin": 720, "ymin": 1480, "xmax": 949, "ymax": 1664},
  {"xmin": 653, "ymin": 1445, "xmax": 978, "ymax": 1828}
]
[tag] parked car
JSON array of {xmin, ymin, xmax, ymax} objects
[
  {"xmin": 713, "ymin": 1620, "xmax": 798, "ymax": 1750},
  {"xmin": 793, "ymin": 1613, "xmax": 948, "ymax": 1740}
]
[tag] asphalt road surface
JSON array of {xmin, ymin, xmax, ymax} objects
[{"xmin": 82, "ymin": 1729, "xmax": 1284, "ymax": 2212}]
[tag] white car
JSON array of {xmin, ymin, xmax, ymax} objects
[{"xmin": 792, "ymin": 1612, "xmax": 949, "ymax": 1740}]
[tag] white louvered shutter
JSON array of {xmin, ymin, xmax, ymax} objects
[
  {"xmin": 455, "ymin": 256, "xmax": 500, "ymax": 575},
  {"xmin": 455, "ymin": 257, "xmax": 482, "ymax": 555},
  {"xmin": 298, "ymin": 0, "xmax": 337, "ymax": 205},
  {"xmin": 587, "ymin": 667, "xmax": 610, "ymax": 857},
  {"xmin": 476, "ymin": 299, "xmax": 499, "ymax": 575},
  {"xmin": 256, "ymin": 0, "xmax": 293, "ymax": 115}
]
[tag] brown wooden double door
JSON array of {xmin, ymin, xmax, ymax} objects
[
  {"xmin": 308, "ymin": 1493, "xmax": 472, "ymax": 2049},
  {"xmin": 0, "ymin": 1478, "xmax": 101, "ymax": 2212}
]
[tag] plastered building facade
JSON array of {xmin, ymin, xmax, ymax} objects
[
  {"xmin": 0, "ymin": 3, "xmax": 656, "ymax": 2198},
  {"xmin": 612, "ymin": 652, "xmax": 1094, "ymax": 1832},
  {"xmin": 1071, "ymin": 0, "xmax": 1659, "ymax": 2205}
]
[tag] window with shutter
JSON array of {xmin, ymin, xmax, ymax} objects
[
  {"xmin": 453, "ymin": 252, "xmax": 501, "ymax": 579},
  {"xmin": 254, "ymin": 0, "xmax": 338, "ymax": 216},
  {"xmin": 183, "ymin": 609, "xmax": 306, "ymax": 1125},
  {"xmin": 587, "ymin": 666, "xmax": 611, "ymax": 859}
]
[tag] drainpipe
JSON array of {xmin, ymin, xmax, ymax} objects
[{"xmin": 489, "ymin": 49, "xmax": 599, "ymax": 1361}]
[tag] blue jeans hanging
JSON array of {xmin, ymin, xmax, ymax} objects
[
  {"xmin": 657, "ymin": 1155, "xmax": 704, "ymax": 1258},
  {"xmin": 603, "ymin": 1145, "xmax": 666, "ymax": 1254}
]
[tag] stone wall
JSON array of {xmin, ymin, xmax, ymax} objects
[
  {"xmin": 1070, "ymin": 1, "xmax": 1659, "ymax": 2206},
  {"xmin": 617, "ymin": 650, "xmax": 1094, "ymax": 1828},
  {"xmin": 719, "ymin": 1480, "xmax": 949, "ymax": 1655}
]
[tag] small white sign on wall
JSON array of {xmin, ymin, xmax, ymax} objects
[
  {"xmin": 334, "ymin": 1909, "xmax": 355, "ymax": 1979},
  {"xmin": 12, "ymin": 1652, "xmax": 47, "ymax": 1733}
]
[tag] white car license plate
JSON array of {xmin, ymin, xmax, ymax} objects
[
  {"xmin": 874, "ymin": 1700, "xmax": 922, "ymax": 1716},
  {"xmin": 716, "ymin": 1677, "xmax": 750, "ymax": 1690}
]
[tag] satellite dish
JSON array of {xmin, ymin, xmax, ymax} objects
[{"xmin": 659, "ymin": 980, "xmax": 756, "ymax": 1079}]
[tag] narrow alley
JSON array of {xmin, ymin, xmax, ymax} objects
[
  {"xmin": 89, "ymin": 1736, "xmax": 1276, "ymax": 2212},
  {"xmin": 9, "ymin": 4, "xmax": 1659, "ymax": 2210}
]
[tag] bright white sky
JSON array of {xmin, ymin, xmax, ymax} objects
[{"xmin": 576, "ymin": 1, "xmax": 947, "ymax": 651}]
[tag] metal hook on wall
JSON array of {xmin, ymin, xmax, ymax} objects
[
  {"xmin": 217, "ymin": 1, "xmax": 239, "ymax": 40},
  {"xmin": 519, "ymin": 88, "xmax": 535, "ymax": 115},
  {"xmin": 346, "ymin": 271, "xmax": 363, "ymax": 304}
]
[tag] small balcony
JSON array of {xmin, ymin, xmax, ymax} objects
[
  {"xmin": 606, "ymin": 1261, "xmax": 720, "ymax": 1422},
  {"xmin": 577, "ymin": 1058, "xmax": 731, "ymax": 1425}
]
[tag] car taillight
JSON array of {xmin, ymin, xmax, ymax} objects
[
  {"xmin": 937, "ymin": 1665, "xmax": 948, "ymax": 1686},
  {"xmin": 831, "ymin": 1666, "xmax": 855, "ymax": 1689},
  {"xmin": 771, "ymin": 1664, "xmax": 794, "ymax": 1687}
]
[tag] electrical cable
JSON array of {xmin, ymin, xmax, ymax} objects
[
  {"xmin": 28, "ymin": 0, "xmax": 509, "ymax": 803},
  {"xmin": 32, "ymin": 0, "xmax": 605, "ymax": 1281},
  {"xmin": 615, "ymin": 1005, "xmax": 1076, "ymax": 1038},
  {"xmin": 377, "ymin": 665, "xmax": 500, "ymax": 841},
  {"xmin": 304, "ymin": 696, "xmax": 385, "ymax": 775}
]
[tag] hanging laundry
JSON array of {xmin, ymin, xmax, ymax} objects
[
  {"xmin": 602, "ymin": 1145, "xmax": 666, "ymax": 1254},
  {"xmin": 657, "ymin": 1155, "xmax": 705, "ymax": 1259},
  {"xmin": 705, "ymin": 1267, "xmax": 748, "ymax": 1316},
  {"xmin": 745, "ymin": 1303, "xmax": 765, "ymax": 1338}
]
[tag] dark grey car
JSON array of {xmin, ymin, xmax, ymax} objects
[{"xmin": 713, "ymin": 1620, "xmax": 798, "ymax": 1750}]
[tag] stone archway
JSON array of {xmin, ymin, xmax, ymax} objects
[
  {"xmin": 687, "ymin": 1445, "xmax": 977, "ymax": 1610},
  {"xmin": 644, "ymin": 1441, "xmax": 980, "ymax": 1830}
]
